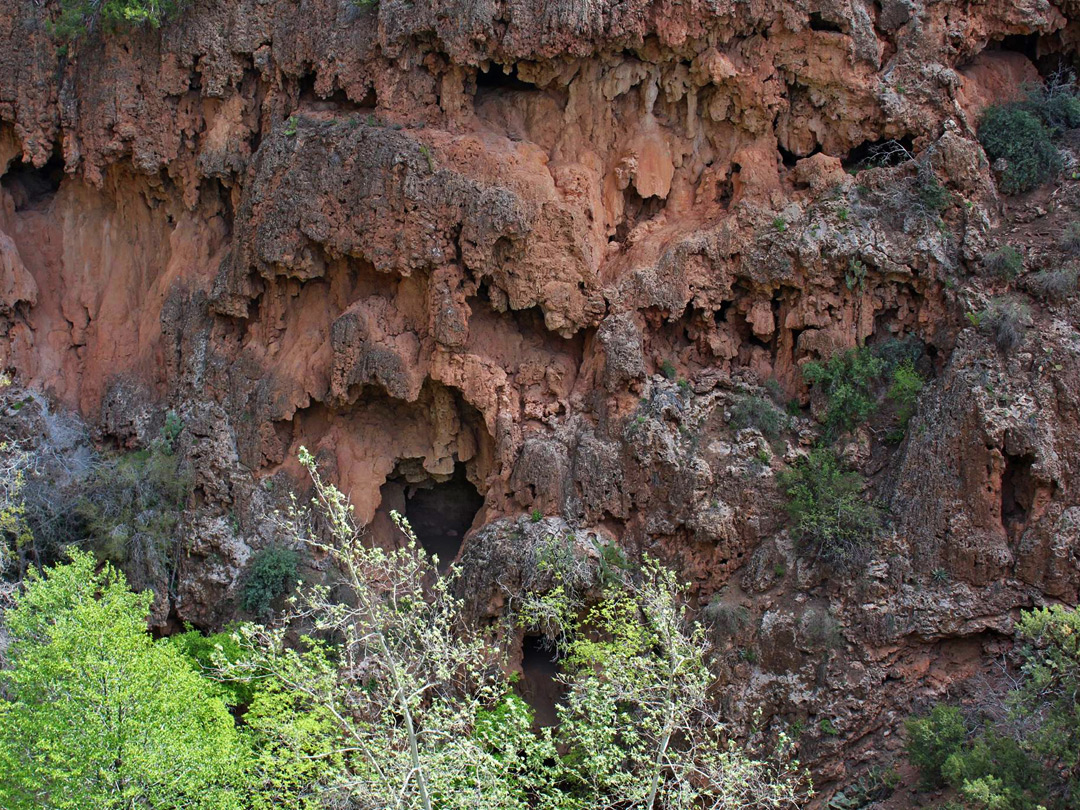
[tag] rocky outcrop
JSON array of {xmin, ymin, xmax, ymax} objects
[{"xmin": 1, "ymin": 0, "xmax": 1079, "ymax": 798}]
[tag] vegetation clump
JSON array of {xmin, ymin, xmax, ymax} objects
[
  {"xmin": 983, "ymin": 246, "xmax": 1024, "ymax": 280},
  {"xmin": 979, "ymin": 297, "xmax": 1030, "ymax": 353},
  {"xmin": 978, "ymin": 76, "xmax": 1080, "ymax": 195},
  {"xmin": 904, "ymin": 604, "xmax": 1080, "ymax": 809},
  {"xmin": 240, "ymin": 546, "xmax": 299, "ymax": 616},
  {"xmin": 802, "ymin": 347, "xmax": 885, "ymax": 437},
  {"xmin": 51, "ymin": 0, "xmax": 189, "ymax": 41},
  {"xmin": 0, "ymin": 552, "xmax": 247, "ymax": 810},
  {"xmin": 777, "ymin": 449, "xmax": 880, "ymax": 569},
  {"xmin": 1027, "ymin": 266, "xmax": 1078, "ymax": 302}
]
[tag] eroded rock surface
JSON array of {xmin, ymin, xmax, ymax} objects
[{"xmin": 2, "ymin": 0, "xmax": 1079, "ymax": 797}]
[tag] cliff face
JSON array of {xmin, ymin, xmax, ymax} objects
[{"xmin": 2, "ymin": 0, "xmax": 1080, "ymax": 796}]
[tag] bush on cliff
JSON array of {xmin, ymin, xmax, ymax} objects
[
  {"xmin": 52, "ymin": 0, "xmax": 189, "ymax": 41},
  {"xmin": 778, "ymin": 448, "xmax": 880, "ymax": 569},
  {"xmin": 979, "ymin": 75, "xmax": 1080, "ymax": 195}
]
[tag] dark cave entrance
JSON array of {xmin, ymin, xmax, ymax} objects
[
  {"xmin": 1, "ymin": 152, "xmax": 64, "ymax": 211},
  {"xmin": 375, "ymin": 460, "xmax": 484, "ymax": 571},
  {"xmin": 519, "ymin": 635, "xmax": 566, "ymax": 728},
  {"xmin": 1001, "ymin": 452, "xmax": 1036, "ymax": 542}
]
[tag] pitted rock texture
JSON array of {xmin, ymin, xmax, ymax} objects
[{"xmin": 1, "ymin": 0, "xmax": 1080, "ymax": 798}]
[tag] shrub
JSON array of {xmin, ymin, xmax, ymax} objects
[
  {"xmin": 77, "ymin": 440, "xmax": 190, "ymax": 572},
  {"xmin": 51, "ymin": 0, "xmax": 189, "ymax": 41},
  {"xmin": 1014, "ymin": 605, "xmax": 1080, "ymax": 795},
  {"xmin": 1020, "ymin": 72, "xmax": 1080, "ymax": 131},
  {"xmin": 977, "ymin": 76, "xmax": 1080, "ymax": 196},
  {"xmin": 729, "ymin": 394, "xmax": 788, "ymax": 440},
  {"xmin": 1027, "ymin": 266, "xmax": 1078, "ymax": 302},
  {"xmin": 980, "ymin": 297, "xmax": 1030, "ymax": 352},
  {"xmin": 777, "ymin": 449, "xmax": 880, "ymax": 568},
  {"xmin": 905, "ymin": 704, "xmax": 967, "ymax": 788},
  {"xmin": 942, "ymin": 731, "xmax": 1045, "ymax": 810},
  {"xmin": 983, "ymin": 246, "xmax": 1024, "ymax": 280},
  {"xmin": 240, "ymin": 546, "xmax": 299, "ymax": 616},
  {"xmin": 702, "ymin": 600, "xmax": 752, "ymax": 642},
  {"xmin": 802, "ymin": 347, "xmax": 886, "ymax": 437},
  {"xmin": 887, "ymin": 360, "xmax": 924, "ymax": 429},
  {"xmin": 979, "ymin": 105, "xmax": 1061, "ymax": 194},
  {"xmin": 1060, "ymin": 222, "xmax": 1080, "ymax": 255}
]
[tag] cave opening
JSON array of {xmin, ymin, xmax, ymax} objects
[
  {"xmin": 375, "ymin": 460, "xmax": 484, "ymax": 571},
  {"xmin": 808, "ymin": 12, "xmax": 845, "ymax": 33},
  {"xmin": 1001, "ymin": 452, "xmax": 1036, "ymax": 542},
  {"xmin": 475, "ymin": 63, "xmax": 537, "ymax": 93},
  {"xmin": 2, "ymin": 152, "xmax": 64, "ymax": 212},
  {"xmin": 611, "ymin": 186, "xmax": 666, "ymax": 245},
  {"xmin": 842, "ymin": 135, "xmax": 915, "ymax": 172},
  {"xmin": 519, "ymin": 635, "xmax": 566, "ymax": 728}
]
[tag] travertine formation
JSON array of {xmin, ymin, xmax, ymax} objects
[{"xmin": 1, "ymin": 0, "xmax": 1079, "ymax": 797}]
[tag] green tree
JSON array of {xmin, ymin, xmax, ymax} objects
[
  {"xmin": 531, "ymin": 558, "xmax": 809, "ymax": 810},
  {"xmin": 223, "ymin": 447, "xmax": 555, "ymax": 810},
  {"xmin": 0, "ymin": 551, "xmax": 248, "ymax": 810},
  {"xmin": 1014, "ymin": 605, "xmax": 1080, "ymax": 798}
]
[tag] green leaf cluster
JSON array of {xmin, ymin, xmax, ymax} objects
[
  {"xmin": 51, "ymin": 0, "xmax": 189, "ymax": 41},
  {"xmin": 240, "ymin": 546, "xmax": 300, "ymax": 616},
  {"xmin": 978, "ymin": 76, "xmax": 1080, "ymax": 195},
  {"xmin": 802, "ymin": 347, "xmax": 885, "ymax": 437},
  {"xmin": 0, "ymin": 551, "xmax": 247, "ymax": 810},
  {"xmin": 777, "ymin": 448, "xmax": 880, "ymax": 568}
]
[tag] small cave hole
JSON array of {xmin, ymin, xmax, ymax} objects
[
  {"xmin": 611, "ymin": 186, "xmax": 665, "ymax": 245},
  {"xmin": 475, "ymin": 63, "xmax": 537, "ymax": 94},
  {"xmin": 381, "ymin": 461, "xmax": 483, "ymax": 571},
  {"xmin": 519, "ymin": 635, "xmax": 566, "ymax": 728},
  {"xmin": 2, "ymin": 153, "xmax": 64, "ymax": 212},
  {"xmin": 808, "ymin": 12, "xmax": 845, "ymax": 33},
  {"xmin": 777, "ymin": 143, "xmax": 802, "ymax": 169},
  {"xmin": 842, "ymin": 135, "xmax": 915, "ymax": 172},
  {"xmin": 989, "ymin": 34, "xmax": 1040, "ymax": 63},
  {"xmin": 1001, "ymin": 452, "xmax": 1036, "ymax": 541}
]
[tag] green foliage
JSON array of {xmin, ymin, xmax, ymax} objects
[
  {"xmin": 801, "ymin": 346, "xmax": 886, "ymax": 437},
  {"xmin": 51, "ymin": 0, "xmax": 189, "ymax": 41},
  {"xmin": 170, "ymin": 626, "xmax": 257, "ymax": 707},
  {"xmin": 660, "ymin": 359, "xmax": 677, "ymax": 379},
  {"xmin": 531, "ymin": 559, "xmax": 808, "ymax": 809},
  {"xmin": 942, "ymin": 732, "xmax": 1045, "ymax": 810},
  {"xmin": 240, "ymin": 546, "xmax": 299, "ymax": 616},
  {"xmin": 905, "ymin": 704, "xmax": 967, "ymax": 788},
  {"xmin": 983, "ymin": 246, "xmax": 1024, "ymax": 280},
  {"xmin": 978, "ymin": 76, "xmax": 1080, "ymax": 195},
  {"xmin": 1014, "ymin": 605, "xmax": 1080, "ymax": 796},
  {"xmin": 906, "ymin": 703, "xmax": 1047, "ymax": 810},
  {"xmin": 530, "ymin": 507, "xmax": 543, "ymax": 522},
  {"xmin": 730, "ymin": 394, "xmax": 789, "ymax": 440},
  {"xmin": 161, "ymin": 409, "xmax": 183, "ymax": 451},
  {"xmin": 778, "ymin": 449, "xmax": 880, "ymax": 569},
  {"xmin": 0, "ymin": 551, "xmax": 247, "ymax": 809},
  {"xmin": 887, "ymin": 359, "xmax": 924, "ymax": 429},
  {"xmin": 845, "ymin": 257, "xmax": 867, "ymax": 291}
]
